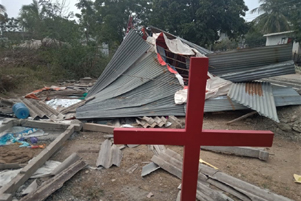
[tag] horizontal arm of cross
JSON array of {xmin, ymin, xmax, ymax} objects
[
  {"xmin": 200, "ymin": 130, "xmax": 274, "ymax": 147},
  {"xmin": 114, "ymin": 128, "xmax": 274, "ymax": 147},
  {"xmin": 114, "ymin": 128, "xmax": 186, "ymax": 145}
]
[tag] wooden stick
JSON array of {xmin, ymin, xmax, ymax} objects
[{"xmin": 226, "ymin": 111, "xmax": 257, "ymax": 125}]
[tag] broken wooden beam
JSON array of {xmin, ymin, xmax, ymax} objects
[
  {"xmin": 20, "ymin": 159, "xmax": 86, "ymax": 201},
  {"xmin": 83, "ymin": 123, "xmax": 114, "ymax": 133},
  {"xmin": 201, "ymin": 146, "xmax": 269, "ymax": 161}
]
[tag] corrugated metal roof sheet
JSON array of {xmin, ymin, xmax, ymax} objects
[
  {"xmin": 202, "ymin": 85, "xmax": 301, "ymax": 113},
  {"xmin": 228, "ymin": 82, "xmax": 279, "ymax": 122},
  {"xmin": 21, "ymin": 98, "xmax": 60, "ymax": 119},
  {"xmin": 207, "ymin": 44, "xmax": 295, "ymax": 81},
  {"xmin": 220, "ymin": 61, "xmax": 295, "ymax": 82},
  {"xmin": 87, "ymin": 30, "xmax": 151, "ymax": 97},
  {"xmin": 76, "ymin": 52, "xmax": 184, "ymax": 119}
]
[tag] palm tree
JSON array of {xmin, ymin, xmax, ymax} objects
[
  {"xmin": 19, "ymin": 0, "xmax": 44, "ymax": 38},
  {"xmin": 251, "ymin": 0, "xmax": 291, "ymax": 34}
]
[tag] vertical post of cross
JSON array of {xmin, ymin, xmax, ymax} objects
[{"xmin": 181, "ymin": 57, "xmax": 209, "ymax": 200}]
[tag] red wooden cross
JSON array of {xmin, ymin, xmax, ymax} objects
[{"xmin": 114, "ymin": 57, "xmax": 274, "ymax": 201}]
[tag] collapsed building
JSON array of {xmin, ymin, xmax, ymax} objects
[{"xmin": 76, "ymin": 27, "xmax": 301, "ymax": 122}]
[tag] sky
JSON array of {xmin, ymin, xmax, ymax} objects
[{"xmin": 1, "ymin": 0, "xmax": 260, "ymax": 21}]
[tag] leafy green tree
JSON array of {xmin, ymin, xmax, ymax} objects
[
  {"xmin": 18, "ymin": 0, "xmax": 80, "ymax": 43},
  {"xmin": 251, "ymin": 0, "xmax": 291, "ymax": 34},
  {"xmin": 76, "ymin": 0, "xmax": 150, "ymax": 46},
  {"xmin": 0, "ymin": 4, "xmax": 6, "ymax": 22},
  {"xmin": 283, "ymin": 0, "xmax": 301, "ymax": 42},
  {"xmin": 149, "ymin": 0, "xmax": 249, "ymax": 46}
]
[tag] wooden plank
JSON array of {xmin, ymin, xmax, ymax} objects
[
  {"xmin": 198, "ymin": 163, "xmax": 219, "ymax": 177},
  {"xmin": 20, "ymin": 160, "xmax": 86, "ymax": 201},
  {"xmin": 0, "ymin": 125, "xmax": 75, "ymax": 195},
  {"xmin": 160, "ymin": 152, "xmax": 182, "ymax": 170},
  {"xmin": 201, "ymin": 146, "xmax": 269, "ymax": 161},
  {"xmin": 0, "ymin": 194, "xmax": 12, "ymax": 201},
  {"xmin": 164, "ymin": 149, "xmax": 182, "ymax": 162},
  {"xmin": 178, "ymin": 181, "xmax": 233, "ymax": 201},
  {"xmin": 20, "ymin": 120, "xmax": 70, "ymax": 131},
  {"xmin": 151, "ymin": 155, "xmax": 182, "ymax": 179},
  {"xmin": 207, "ymin": 178, "xmax": 253, "ymax": 201},
  {"xmin": 83, "ymin": 123, "xmax": 114, "ymax": 133},
  {"xmin": 212, "ymin": 172, "xmax": 293, "ymax": 201},
  {"xmin": 153, "ymin": 145, "xmax": 166, "ymax": 155},
  {"xmin": 226, "ymin": 111, "xmax": 257, "ymax": 125},
  {"xmin": 196, "ymin": 181, "xmax": 230, "ymax": 201}
]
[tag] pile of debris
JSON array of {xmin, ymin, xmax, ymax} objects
[
  {"xmin": 76, "ymin": 27, "xmax": 301, "ymax": 124},
  {"xmin": 0, "ymin": 118, "xmax": 84, "ymax": 201},
  {"xmin": 0, "ymin": 77, "xmax": 96, "ymax": 121}
]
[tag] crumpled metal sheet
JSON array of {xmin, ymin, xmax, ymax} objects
[
  {"xmin": 228, "ymin": 82, "xmax": 279, "ymax": 122},
  {"xmin": 87, "ymin": 30, "xmax": 151, "ymax": 97}
]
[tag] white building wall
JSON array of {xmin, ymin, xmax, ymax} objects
[{"xmin": 266, "ymin": 35, "xmax": 289, "ymax": 46}]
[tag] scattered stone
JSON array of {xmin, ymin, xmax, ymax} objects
[
  {"xmin": 147, "ymin": 192, "xmax": 154, "ymax": 198},
  {"xmin": 290, "ymin": 115, "xmax": 297, "ymax": 122},
  {"xmin": 292, "ymin": 121, "xmax": 301, "ymax": 133},
  {"xmin": 277, "ymin": 123, "xmax": 291, "ymax": 132}
]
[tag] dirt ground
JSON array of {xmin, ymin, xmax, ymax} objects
[
  {"xmin": 41, "ymin": 109, "xmax": 301, "ymax": 201},
  {"xmin": 0, "ymin": 144, "xmax": 42, "ymax": 164}
]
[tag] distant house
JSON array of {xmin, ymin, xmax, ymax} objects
[
  {"xmin": 264, "ymin": 31, "xmax": 300, "ymax": 64},
  {"xmin": 263, "ymin": 31, "xmax": 294, "ymax": 46}
]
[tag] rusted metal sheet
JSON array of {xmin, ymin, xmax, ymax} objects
[{"xmin": 228, "ymin": 82, "xmax": 279, "ymax": 122}]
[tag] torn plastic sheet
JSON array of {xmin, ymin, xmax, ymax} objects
[
  {"xmin": 25, "ymin": 86, "xmax": 66, "ymax": 100},
  {"xmin": 0, "ymin": 126, "xmax": 46, "ymax": 146},
  {"xmin": 175, "ymin": 88, "xmax": 188, "ymax": 104},
  {"xmin": 46, "ymin": 99, "xmax": 82, "ymax": 110},
  {"xmin": 205, "ymin": 74, "xmax": 232, "ymax": 99},
  {"xmin": 175, "ymin": 74, "xmax": 232, "ymax": 104},
  {"xmin": 0, "ymin": 160, "xmax": 61, "ymax": 187},
  {"xmin": 162, "ymin": 33, "xmax": 196, "ymax": 55}
]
